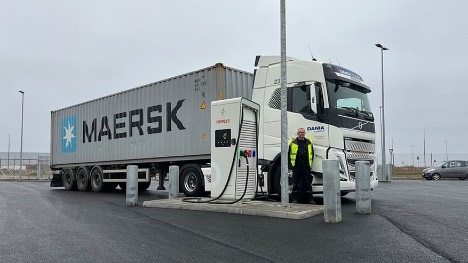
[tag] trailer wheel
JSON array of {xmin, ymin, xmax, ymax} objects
[
  {"xmin": 76, "ymin": 167, "xmax": 91, "ymax": 192},
  {"xmin": 181, "ymin": 165, "xmax": 203, "ymax": 197},
  {"xmin": 90, "ymin": 166, "xmax": 104, "ymax": 192},
  {"xmin": 63, "ymin": 168, "xmax": 77, "ymax": 191}
]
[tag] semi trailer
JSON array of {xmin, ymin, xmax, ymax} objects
[{"xmin": 50, "ymin": 55, "xmax": 378, "ymax": 196}]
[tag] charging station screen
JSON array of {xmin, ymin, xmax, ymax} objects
[{"xmin": 215, "ymin": 129, "xmax": 231, "ymax": 147}]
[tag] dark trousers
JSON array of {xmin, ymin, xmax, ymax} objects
[{"xmin": 292, "ymin": 160, "xmax": 313, "ymax": 203}]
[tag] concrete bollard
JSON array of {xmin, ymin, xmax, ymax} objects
[
  {"xmin": 126, "ymin": 165, "xmax": 138, "ymax": 206},
  {"xmin": 323, "ymin": 160, "xmax": 342, "ymax": 223},
  {"xmin": 168, "ymin": 165, "xmax": 179, "ymax": 199},
  {"xmin": 355, "ymin": 161, "xmax": 371, "ymax": 214}
]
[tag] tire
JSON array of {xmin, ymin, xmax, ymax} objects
[
  {"xmin": 76, "ymin": 167, "xmax": 91, "ymax": 192},
  {"xmin": 459, "ymin": 176, "xmax": 467, "ymax": 180},
  {"xmin": 273, "ymin": 167, "xmax": 281, "ymax": 195},
  {"xmin": 181, "ymin": 165, "xmax": 203, "ymax": 197},
  {"xmin": 62, "ymin": 168, "xmax": 77, "ymax": 191},
  {"xmin": 431, "ymin": 173, "xmax": 441, "ymax": 181},
  {"xmin": 90, "ymin": 166, "xmax": 104, "ymax": 192},
  {"xmin": 273, "ymin": 167, "xmax": 293, "ymax": 196}
]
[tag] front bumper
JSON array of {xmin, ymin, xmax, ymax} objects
[{"xmin": 421, "ymin": 172, "xmax": 432, "ymax": 179}]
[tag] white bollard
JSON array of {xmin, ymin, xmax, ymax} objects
[
  {"xmin": 126, "ymin": 165, "xmax": 138, "ymax": 206},
  {"xmin": 355, "ymin": 161, "xmax": 371, "ymax": 214},
  {"xmin": 168, "ymin": 165, "xmax": 179, "ymax": 199},
  {"xmin": 323, "ymin": 160, "xmax": 342, "ymax": 223}
]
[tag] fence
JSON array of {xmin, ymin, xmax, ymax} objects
[
  {"xmin": 376, "ymin": 153, "xmax": 468, "ymax": 168},
  {"xmin": 0, "ymin": 155, "xmax": 51, "ymax": 179}
]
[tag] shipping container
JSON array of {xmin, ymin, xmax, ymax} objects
[{"xmin": 51, "ymin": 63, "xmax": 253, "ymax": 168}]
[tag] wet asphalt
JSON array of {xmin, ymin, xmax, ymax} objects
[{"xmin": 0, "ymin": 179, "xmax": 466, "ymax": 263}]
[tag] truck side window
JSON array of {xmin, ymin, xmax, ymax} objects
[{"xmin": 291, "ymin": 86, "xmax": 311, "ymax": 114}]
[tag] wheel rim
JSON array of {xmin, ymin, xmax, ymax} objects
[
  {"xmin": 92, "ymin": 175, "xmax": 100, "ymax": 188},
  {"xmin": 433, "ymin": 174, "xmax": 440, "ymax": 180},
  {"xmin": 63, "ymin": 170, "xmax": 72, "ymax": 188},
  {"xmin": 91, "ymin": 171, "xmax": 102, "ymax": 189},
  {"xmin": 64, "ymin": 173, "xmax": 72, "ymax": 187},
  {"xmin": 184, "ymin": 172, "xmax": 197, "ymax": 193}
]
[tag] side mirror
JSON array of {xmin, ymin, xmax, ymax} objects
[
  {"xmin": 313, "ymin": 82, "xmax": 324, "ymax": 114},
  {"xmin": 310, "ymin": 84, "xmax": 317, "ymax": 113}
]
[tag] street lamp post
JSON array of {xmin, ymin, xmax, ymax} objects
[
  {"xmin": 7, "ymin": 134, "xmax": 11, "ymax": 169},
  {"xmin": 423, "ymin": 129, "xmax": 426, "ymax": 167},
  {"xmin": 375, "ymin": 43, "xmax": 389, "ymax": 181},
  {"xmin": 445, "ymin": 140, "xmax": 448, "ymax": 161},
  {"xmin": 411, "ymin": 145, "xmax": 414, "ymax": 167},
  {"xmin": 19, "ymin": 91, "xmax": 24, "ymax": 181}
]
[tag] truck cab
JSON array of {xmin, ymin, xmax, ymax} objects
[{"xmin": 252, "ymin": 56, "xmax": 378, "ymax": 196}]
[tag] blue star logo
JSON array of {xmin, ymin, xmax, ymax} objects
[{"xmin": 61, "ymin": 116, "xmax": 77, "ymax": 153}]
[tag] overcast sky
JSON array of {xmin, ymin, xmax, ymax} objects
[{"xmin": 1, "ymin": 0, "xmax": 467, "ymax": 161}]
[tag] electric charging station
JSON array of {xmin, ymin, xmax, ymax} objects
[{"xmin": 210, "ymin": 97, "xmax": 259, "ymax": 201}]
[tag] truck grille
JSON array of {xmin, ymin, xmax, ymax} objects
[{"xmin": 344, "ymin": 138, "xmax": 375, "ymax": 179}]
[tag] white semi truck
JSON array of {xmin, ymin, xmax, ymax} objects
[{"xmin": 50, "ymin": 55, "xmax": 378, "ymax": 196}]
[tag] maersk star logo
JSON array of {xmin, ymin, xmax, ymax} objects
[{"xmin": 61, "ymin": 116, "xmax": 77, "ymax": 153}]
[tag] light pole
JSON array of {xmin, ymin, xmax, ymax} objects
[
  {"xmin": 279, "ymin": 0, "xmax": 289, "ymax": 206},
  {"xmin": 411, "ymin": 145, "xmax": 414, "ymax": 167},
  {"xmin": 19, "ymin": 91, "xmax": 24, "ymax": 181},
  {"xmin": 375, "ymin": 43, "xmax": 389, "ymax": 181},
  {"xmin": 7, "ymin": 134, "xmax": 11, "ymax": 169},
  {"xmin": 423, "ymin": 129, "xmax": 426, "ymax": 167},
  {"xmin": 445, "ymin": 140, "xmax": 448, "ymax": 161}
]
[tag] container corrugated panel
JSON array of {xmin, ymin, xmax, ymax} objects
[{"xmin": 51, "ymin": 64, "xmax": 253, "ymax": 167}]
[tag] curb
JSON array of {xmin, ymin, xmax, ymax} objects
[{"xmin": 143, "ymin": 198, "xmax": 324, "ymax": 220}]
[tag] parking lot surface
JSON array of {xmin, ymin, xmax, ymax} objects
[{"xmin": 0, "ymin": 180, "xmax": 466, "ymax": 262}]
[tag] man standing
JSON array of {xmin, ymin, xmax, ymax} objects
[{"xmin": 289, "ymin": 127, "xmax": 314, "ymax": 204}]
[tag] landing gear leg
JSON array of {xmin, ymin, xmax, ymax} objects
[{"xmin": 157, "ymin": 169, "xmax": 166, "ymax": 190}]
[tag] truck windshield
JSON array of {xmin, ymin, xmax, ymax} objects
[{"xmin": 326, "ymin": 80, "xmax": 372, "ymax": 114}]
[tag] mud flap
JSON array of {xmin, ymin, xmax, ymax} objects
[{"xmin": 50, "ymin": 173, "xmax": 63, "ymax": 187}]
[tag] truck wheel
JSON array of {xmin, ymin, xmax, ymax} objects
[
  {"xmin": 63, "ymin": 168, "xmax": 77, "ymax": 191},
  {"xmin": 181, "ymin": 166, "xmax": 203, "ymax": 197},
  {"xmin": 76, "ymin": 167, "xmax": 91, "ymax": 192},
  {"xmin": 273, "ymin": 168, "xmax": 293, "ymax": 195},
  {"xmin": 273, "ymin": 168, "xmax": 281, "ymax": 195},
  {"xmin": 90, "ymin": 166, "xmax": 104, "ymax": 192}
]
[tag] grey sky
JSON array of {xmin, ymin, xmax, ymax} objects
[{"xmin": 1, "ymin": 0, "xmax": 467, "ymax": 160}]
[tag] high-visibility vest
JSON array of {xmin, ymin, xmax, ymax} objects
[{"xmin": 289, "ymin": 138, "xmax": 313, "ymax": 167}]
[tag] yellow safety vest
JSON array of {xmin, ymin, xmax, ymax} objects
[{"xmin": 289, "ymin": 138, "xmax": 313, "ymax": 167}]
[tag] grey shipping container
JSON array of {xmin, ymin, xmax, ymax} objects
[{"xmin": 51, "ymin": 63, "xmax": 253, "ymax": 168}]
